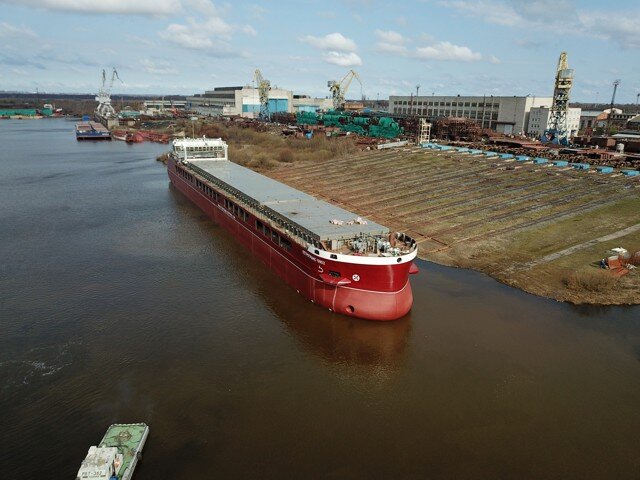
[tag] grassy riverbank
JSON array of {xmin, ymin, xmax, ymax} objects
[{"xmin": 163, "ymin": 120, "xmax": 639, "ymax": 305}]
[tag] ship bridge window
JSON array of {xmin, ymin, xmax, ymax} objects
[
  {"xmin": 330, "ymin": 254, "xmax": 338, "ymax": 259},
  {"xmin": 271, "ymin": 231, "xmax": 279, "ymax": 243}
]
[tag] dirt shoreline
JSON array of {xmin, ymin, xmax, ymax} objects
[{"xmin": 262, "ymin": 148, "xmax": 639, "ymax": 307}]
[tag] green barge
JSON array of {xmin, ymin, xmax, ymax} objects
[{"xmin": 75, "ymin": 423, "xmax": 149, "ymax": 480}]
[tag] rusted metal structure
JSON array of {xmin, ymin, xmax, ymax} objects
[{"xmin": 432, "ymin": 117, "xmax": 483, "ymax": 141}]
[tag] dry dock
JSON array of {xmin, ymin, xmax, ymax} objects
[{"xmin": 265, "ymin": 146, "xmax": 640, "ymax": 304}]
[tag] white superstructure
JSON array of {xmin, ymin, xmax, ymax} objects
[{"xmin": 76, "ymin": 446, "xmax": 122, "ymax": 480}]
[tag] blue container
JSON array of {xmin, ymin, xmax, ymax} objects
[
  {"xmin": 533, "ymin": 157, "xmax": 548, "ymax": 164},
  {"xmin": 456, "ymin": 147, "xmax": 469, "ymax": 152},
  {"xmin": 483, "ymin": 151, "xmax": 498, "ymax": 157},
  {"xmin": 552, "ymin": 160, "xmax": 569, "ymax": 167},
  {"xmin": 596, "ymin": 166, "xmax": 613, "ymax": 174},
  {"xmin": 499, "ymin": 153, "xmax": 514, "ymax": 159},
  {"xmin": 516, "ymin": 155, "xmax": 530, "ymax": 162},
  {"xmin": 622, "ymin": 170, "xmax": 639, "ymax": 176},
  {"xmin": 571, "ymin": 163, "xmax": 590, "ymax": 170},
  {"xmin": 468, "ymin": 149, "xmax": 483, "ymax": 155}
]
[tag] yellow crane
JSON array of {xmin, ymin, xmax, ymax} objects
[
  {"xmin": 253, "ymin": 69, "xmax": 271, "ymax": 120},
  {"xmin": 328, "ymin": 69, "xmax": 362, "ymax": 110}
]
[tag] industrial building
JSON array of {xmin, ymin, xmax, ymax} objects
[
  {"xmin": 292, "ymin": 95, "xmax": 333, "ymax": 113},
  {"xmin": 187, "ymin": 86, "xmax": 292, "ymax": 117},
  {"xmin": 142, "ymin": 100, "xmax": 187, "ymax": 116},
  {"xmin": 579, "ymin": 110, "xmax": 602, "ymax": 131},
  {"xmin": 187, "ymin": 86, "xmax": 334, "ymax": 117},
  {"xmin": 388, "ymin": 95, "xmax": 552, "ymax": 134},
  {"xmin": 527, "ymin": 106, "xmax": 581, "ymax": 137}
]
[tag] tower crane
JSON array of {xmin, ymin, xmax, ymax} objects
[
  {"xmin": 253, "ymin": 69, "xmax": 271, "ymax": 121},
  {"xmin": 328, "ymin": 69, "xmax": 362, "ymax": 110},
  {"xmin": 95, "ymin": 67, "xmax": 122, "ymax": 118},
  {"xmin": 541, "ymin": 52, "xmax": 574, "ymax": 145}
]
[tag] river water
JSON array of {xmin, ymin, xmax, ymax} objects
[{"xmin": 1, "ymin": 119, "xmax": 639, "ymax": 479}]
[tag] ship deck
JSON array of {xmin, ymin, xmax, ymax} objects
[
  {"xmin": 99, "ymin": 423, "xmax": 148, "ymax": 477},
  {"xmin": 186, "ymin": 159, "xmax": 389, "ymax": 242}
]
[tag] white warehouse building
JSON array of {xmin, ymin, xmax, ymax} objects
[
  {"xmin": 187, "ymin": 87, "xmax": 333, "ymax": 117},
  {"xmin": 526, "ymin": 106, "xmax": 582, "ymax": 137},
  {"xmin": 187, "ymin": 86, "xmax": 293, "ymax": 117},
  {"xmin": 388, "ymin": 95, "xmax": 552, "ymax": 134}
]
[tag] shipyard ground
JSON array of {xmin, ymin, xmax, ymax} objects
[{"xmin": 264, "ymin": 147, "xmax": 640, "ymax": 305}]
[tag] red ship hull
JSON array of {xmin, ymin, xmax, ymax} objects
[{"xmin": 168, "ymin": 159, "xmax": 416, "ymax": 321}]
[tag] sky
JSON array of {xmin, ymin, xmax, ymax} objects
[{"xmin": 0, "ymin": 0, "xmax": 639, "ymax": 103}]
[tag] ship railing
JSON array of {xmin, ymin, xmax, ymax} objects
[{"xmin": 184, "ymin": 161, "xmax": 320, "ymax": 250}]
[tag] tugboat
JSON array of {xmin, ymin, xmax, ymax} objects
[{"xmin": 75, "ymin": 423, "xmax": 149, "ymax": 480}]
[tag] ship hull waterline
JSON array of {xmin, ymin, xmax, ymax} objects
[{"xmin": 167, "ymin": 160, "xmax": 415, "ymax": 321}]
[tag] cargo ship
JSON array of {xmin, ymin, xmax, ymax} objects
[
  {"xmin": 167, "ymin": 137, "xmax": 418, "ymax": 321},
  {"xmin": 76, "ymin": 121, "xmax": 111, "ymax": 140},
  {"xmin": 75, "ymin": 423, "xmax": 149, "ymax": 480}
]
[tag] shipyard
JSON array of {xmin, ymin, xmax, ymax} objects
[{"xmin": 2, "ymin": 1, "xmax": 640, "ymax": 479}]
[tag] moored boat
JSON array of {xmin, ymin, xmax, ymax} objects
[
  {"xmin": 76, "ymin": 121, "xmax": 111, "ymax": 140},
  {"xmin": 75, "ymin": 423, "xmax": 149, "ymax": 480},
  {"xmin": 167, "ymin": 137, "xmax": 419, "ymax": 321}
]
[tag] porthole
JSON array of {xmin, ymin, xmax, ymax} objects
[
  {"xmin": 346, "ymin": 305, "xmax": 355, "ymax": 313},
  {"xmin": 397, "ymin": 258, "xmax": 402, "ymax": 263}
]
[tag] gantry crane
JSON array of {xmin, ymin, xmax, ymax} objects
[
  {"xmin": 95, "ymin": 68, "xmax": 122, "ymax": 118},
  {"xmin": 253, "ymin": 69, "xmax": 271, "ymax": 120},
  {"xmin": 542, "ymin": 52, "xmax": 574, "ymax": 145},
  {"xmin": 328, "ymin": 69, "xmax": 362, "ymax": 110}
]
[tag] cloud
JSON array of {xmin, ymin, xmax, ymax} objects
[
  {"xmin": 140, "ymin": 59, "xmax": 178, "ymax": 75},
  {"xmin": 510, "ymin": 0, "xmax": 574, "ymax": 21},
  {"xmin": 0, "ymin": 22, "xmax": 37, "ymax": 37},
  {"xmin": 578, "ymin": 11, "xmax": 640, "ymax": 49},
  {"xmin": 241, "ymin": 24, "xmax": 257, "ymax": 36},
  {"xmin": 158, "ymin": 16, "xmax": 249, "ymax": 56},
  {"xmin": 375, "ymin": 29, "xmax": 408, "ymax": 54},
  {"xmin": 1, "ymin": 0, "xmax": 182, "ymax": 15},
  {"xmin": 247, "ymin": 4, "xmax": 266, "ymax": 19},
  {"xmin": 322, "ymin": 51, "xmax": 362, "ymax": 67},
  {"xmin": 0, "ymin": 51, "xmax": 47, "ymax": 69},
  {"xmin": 300, "ymin": 32, "xmax": 357, "ymax": 52},
  {"xmin": 415, "ymin": 41, "xmax": 482, "ymax": 61},
  {"xmin": 444, "ymin": 0, "xmax": 522, "ymax": 26},
  {"xmin": 183, "ymin": 0, "xmax": 218, "ymax": 17}
]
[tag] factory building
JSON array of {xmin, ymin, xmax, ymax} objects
[
  {"xmin": 187, "ymin": 86, "xmax": 293, "ymax": 117},
  {"xmin": 579, "ymin": 110, "xmax": 602, "ymax": 131},
  {"xmin": 142, "ymin": 100, "xmax": 187, "ymax": 116},
  {"xmin": 388, "ymin": 95, "xmax": 552, "ymax": 134},
  {"xmin": 526, "ymin": 106, "xmax": 581, "ymax": 137},
  {"xmin": 292, "ymin": 95, "xmax": 333, "ymax": 113}
]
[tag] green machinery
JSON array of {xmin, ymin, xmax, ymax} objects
[{"xmin": 296, "ymin": 111, "xmax": 403, "ymax": 139}]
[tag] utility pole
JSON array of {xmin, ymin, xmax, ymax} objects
[
  {"xmin": 606, "ymin": 79, "xmax": 620, "ymax": 134},
  {"xmin": 636, "ymin": 92, "xmax": 639, "ymax": 106}
]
